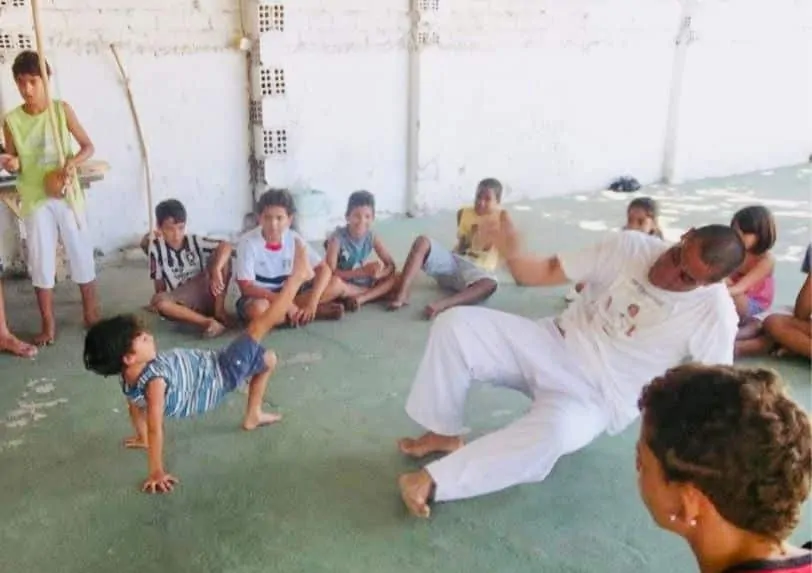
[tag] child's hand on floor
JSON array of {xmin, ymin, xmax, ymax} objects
[{"xmin": 142, "ymin": 470, "xmax": 179, "ymax": 494}]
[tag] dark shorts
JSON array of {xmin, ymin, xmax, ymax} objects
[
  {"xmin": 217, "ymin": 333, "xmax": 269, "ymax": 390},
  {"xmin": 235, "ymin": 280, "xmax": 314, "ymax": 323},
  {"xmin": 155, "ymin": 272, "xmax": 215, "ymax": 315}
]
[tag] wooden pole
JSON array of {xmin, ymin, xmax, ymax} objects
[{"xmin": 110, "ymin": 44, "xmax": 155, "ymax": 232}]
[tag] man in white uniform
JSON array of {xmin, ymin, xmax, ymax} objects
[{"xmin": 397, "ymin": 220, "xmax": 745, "ymax": 518}]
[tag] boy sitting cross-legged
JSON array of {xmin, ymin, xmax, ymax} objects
[
  {"xmin": 388, "ymin": 177, "xmax": 511, "ymax": 319},
  {"xmin": 140, "ymin": 199, "xmax": 233, "ymax": 338},
  {"xmin": 235, "ymin": 188, "xmax": 346, "ymax": 327},
  {"xmin": 83, "ymin": 238, "xmax": 314, "ymax": 494},
  {"xmin": 324, "ymin": 190, "xmax": 398, "ymax": 311}
]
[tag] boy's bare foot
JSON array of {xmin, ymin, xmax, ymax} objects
[
  {"xmin": 0, "ymin": 333, "xmax": 37, "ymax": 358},
  {"xmin": 343, "ymin": 296, "xmax": 361, "ymax": 312},
  {"xmin": 423, "ymin": 302, "xmax": 445, "ymax": 320},
  {"xmin": 399, "ymin": 470, "xmax": 434, "ymax": 518},
  {"xmin": 123, "ymin": 436, "xmax": 148, "ymax": 449},
  {"xmin": 387, "ymin": 298, "xmax": 408, "ymax": 311},
  {"xmin": 202, "ymin": 319, "xmax": 227, "ymax": 339},
  {"xmin": 316, "ymin": 302, "xmax": 344, "ymax": 321},
  {"xmin": 32, "ymin": 330, "xmax": 56, "ymax": 347},
  {"xmin": 242, "ymin": 411, "xmax": 283, "ymax": 431},
  {"xmin": 398, "ymin": 432, "xmax": 463, "ymax": 458}
]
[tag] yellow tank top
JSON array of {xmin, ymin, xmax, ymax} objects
[
  {"xmin": 4, "ymin": 101, "xmax": 82, "ymax": 217},
  {"xmin": 455, "ymin": 206, "xmax": 501, "ymax": 271}
]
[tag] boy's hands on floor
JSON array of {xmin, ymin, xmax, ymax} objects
[{"xmin": 142, "ymin": 470, "xmax": 179, "ymax": 494}]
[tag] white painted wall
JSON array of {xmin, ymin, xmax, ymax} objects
[{"xmin": 0, "ymin": 0, "xmax": 809, "ymax": 261}]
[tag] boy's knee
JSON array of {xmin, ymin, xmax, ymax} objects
[
  {"xmin": 481, "ymin": 278, "xmax": 498, "ymax": 296},
  {"xmin": 263, "ymin": 349, "xmax": 278, "ymax": 371},
  {"xmin": 151, "ymin": 292, "xmax": 171, "ymax": 309},
  {"xmin": 763, "ymin": 314, "xmax": 789, "ymax": 334}
]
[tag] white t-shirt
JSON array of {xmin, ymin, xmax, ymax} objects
[
  {"xmin": 557, "ymin": 230, "xmax": 738, "ymax": 435},
  {"xmin": 235, "ymin": 227, "xmax": 322, "ymax": 292}
]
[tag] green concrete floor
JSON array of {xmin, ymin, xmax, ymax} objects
[{"xmin": 1, "ymin": 165, "xmax": 810, "ymax": 573}]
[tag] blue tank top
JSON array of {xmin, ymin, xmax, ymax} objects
[{"xmin": 331, "ymin": 226, "xmax": 374, "ymax": 271}]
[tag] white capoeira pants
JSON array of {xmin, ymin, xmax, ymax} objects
[
  {"xmin": 405, "ymin": 306, "xmax": 609, "ymax": 502},
  {"xmin": 24, "ymin": 199, "xmax": 96, "ymax": 289}
]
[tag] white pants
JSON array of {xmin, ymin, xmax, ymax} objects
[
  {"xmin": 24, "ymin": 199, "xmax": 95, "ymax": 289},
  {"xmin": 405, "ymin": 307, "xmax": 609, "ymax": 502}
]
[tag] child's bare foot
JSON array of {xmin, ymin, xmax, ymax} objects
[
  {"xmin": 343, "ymin": 296, "xmax": 360, "ymax": 312},
  {"xmin": 399, "ymin": 470, "xmax": 434, "ymax": 518},
  {"xmin": 387, "ymin": 298, "xmax": 408, "ymax": 311},
  {"xmin": 398, "ymin": 432, "xmax": 463, "ymax": 458},
  {"xmin": 242, "ymin": 411, "xmax": 283, "ymax": 431},
  {"xmin": 316, "ymin": 302, "xmax": 344, "ymax": 321},
  {"xmin": 32, "ymin": 330, "xmax": 56, "ymax": 347},
  {"xmin": 423, "ymin": 302, "xmax": 445, "ymax": 320},
  {"xmin": 123, "ymin": 436, "xmax": 148, "ymax": 449},
  {"xmin": 0, "ymin": 333, "xmax": 37, "ymax": 358},
  {"xmin": 202, "ymin": 319, "xmax": 227, "ymax": 339}
]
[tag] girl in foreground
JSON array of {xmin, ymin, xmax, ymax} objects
[{"xmin": 636, "ymin": 363, "xmax": 811, "ymax": 573}]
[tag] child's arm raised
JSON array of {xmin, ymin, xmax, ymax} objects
[
  {"xmin": 142, "ymin": 378, "xmax": 178, "ymax": 494},
  {"xmin": 728, "ymin": 253, "xmax": 775, "ymax": 297},
  {"xmin": 62, "ymin": 102, "xmax": 95, "ymax": 171}
]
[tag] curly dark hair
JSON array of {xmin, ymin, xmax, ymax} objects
[
  {"xmin": 638, "ymin": 364, "xmax": 811, "ymax": 542},
  {"xmin": 84, "ymin": 314, "xmax": 144, "ymax": 376}
]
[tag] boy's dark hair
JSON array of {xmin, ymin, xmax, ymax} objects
[
  {"xmin": 476, "ymin": 178, "xmax": 503, "ymax": 202},
  {"xmin": 256, "ymin": 188, "xmax": 296, "ymax": 217},
  {"xmin": 346, "ymin": 190, "xmax": 375, "ymax": 217},
  {"xmin": 12, "ymin": 50, "xmax": 51, "ymax": 78},
  {"xmin": 638, "ymin": 364, "xmax": 811, "ymax": 542},
  {"xmin": 731, "ymin": 205, "xmax": 776, "ymax": 255},
  {"xmin": 84, "ymin": 314, "xmax": 144, "ymax": 376},
  {"xmin": 155, "ymin": 199, "xmax": 187, "ymax": 226}
]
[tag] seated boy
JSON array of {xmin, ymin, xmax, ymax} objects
[
  {"xmin": 140, "ymin": 199, "xmax": 233, "ymax": 338},
  {"xmin": 83, "ymin": 238, "xmax": 314, "ymax": 494},
  {"xmin": 235, "ymin": 188, "xmax": 346, "ymax": 327},
  {"xmin": 735, "ymin": 244, "xmax": 811, "ymax": 359},
  {"xmin": 388, "ymin": 178, "xmax": 510, "ymax": 319},
  {"xmin": 324, "ymin": 190, "xmax": 398, "ymax": 311}
]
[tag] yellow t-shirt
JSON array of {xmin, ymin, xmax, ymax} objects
[{"xmin": 455, "ymin": 206, "xmax": 501, "ymax": 271}]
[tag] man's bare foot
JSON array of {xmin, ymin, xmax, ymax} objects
[
  {"xmin": 423, "ymin": 302, "xmax": 445, "ymax": 320},
  {"xmin": 0, "ymin": 333, "xmax": 38, "ymax": 358},
  {"xmin": 343, "ymin": 296, "xmax": 360, "ymax": 312},
  {"xmin": 399, "ymin": 470, "xmax": 434, "ymax": 518},
  {"xmin": 123, "ymin": 436, "xmax": 148, "ymax": 449},
  {"xmin": 32, "ymin": 330, "xmax": 56, "ymax": 347},
  {"xmin": 242, "ymin": 411, "xmax": 283, "ymax": 431},
  {"xmin": 398, "ymin": 432, "xmax": 463, "ymax": 458},
  {"xmin": 316, "ymin": 302, "xmax": 344, "ymax": 321},
  {"xmin": 202, "ymin": 319, "xmax": 227, "ymax": 339}
]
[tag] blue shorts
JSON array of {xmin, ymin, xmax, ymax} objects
[
  {"xmin": 217, "ymin": 333, "xmax": 269, "ymax": 390},
  {"xmin": 345, "ymin": 275, "xmax": 375, "ymax": 288},
  {"xmin": 422, "ymin": 239, "xmax": 497, "ymax": 292},
  {"xmin": 235, "ymin": 280, "xmax": 314, "ymax": 323}
]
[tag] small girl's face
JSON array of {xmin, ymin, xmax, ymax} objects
[
  {"xmin": 626, "ymin": 207, "xmax": 656, "ymax": 234},
  {"xmin": 347, "ymin": 205, "xmax": 374, "ymax": 238},
  {"xmin": 259, "ymin": 205, "xmax": 292, "ymax": 244},
  {"xmin": 732, "ymin": 223, "xmax": 757, "ymax": 251},
  {"xmin": 474, "ymin": 187, "xmax": 499, "ymax": 216}
]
